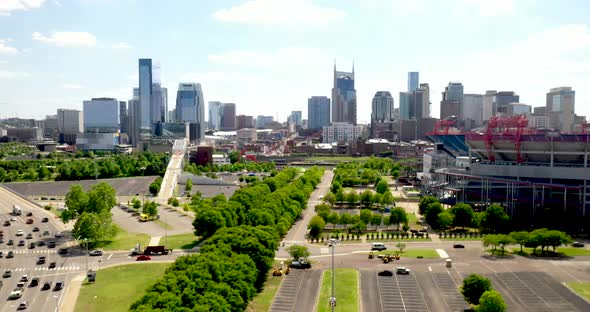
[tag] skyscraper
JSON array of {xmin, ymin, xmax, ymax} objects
[
  {"xmin": 416, "ymin": 83, "xmax": 430, "ymax": 118},
  {"xmin": 288, "ymin": 111, "xmax": 303, "ymax": 127},
  {"xmin": 408, "ymin": 72, "xmax": 419, "ymax": 92},
  {"xmin": 57, "ymin": 109, "xmax": 83, "ymax": 134},
  {"xmin": 399, "ymin": 92, "xmax": 412, "ymax": 120},
  {"xmin": 331, "ymin": 64, "xmax": 357, "ymax": 125},
  {"xmin": 440, "ymin": 82, "xmax": 464, "ymax": 119},
  {"xmin": 256, "ymin": 115, "xmax": 274, "ymax": 128},
  {"xmin": 208, "ymin": 101, "xmax": 222, "ymax": 130},
  {"xmin": 175, "ymin": 83, "xmax": 205, "ymax": 140},
  {"xmin": 495, "ymin": 91, "xmax": 520, "ymax": 115},
  {"xmin": 307, "ymin": 96, "xmax": 330, "ymax": 130},
  {"xmin": 463, "ymin": 94, "xmax": 484, "ymax": 127},
  {"xmin": 220, "ymin": 103, "xmax": 236, "ymax": 131},
  {"xmin": 546, "ymin": 87, "xmax": 575, "ymax": 131},
  {"xmin": 83, "ymin": 98, "xmax": 120, "ymax": 133},
  {"xmin": 236, "ymin": 115, "xmax": 254, "ymax": 130},
  {"xmin": 371, "ymin": 91, "xmax": 394, "ymax": 122},
  {"xmin": 127, "ymin": 98, "xmax": 140, "ymax": 146},
  {"xmin": 138, "ymin": 59, "xmax": 153, "ymax": 136},
  {"xmin": 119, "ymin": 101, "xmax": 128, "ymax": 134}
]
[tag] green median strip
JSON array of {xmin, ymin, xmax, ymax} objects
[
  {"xmin": 317, "ymin": 268, "xmax": 359, "ymax": 312},
  {"xmin": 75, "ymin": 263, "xmax": 170, "ymax": 312},
  {"xmin": 160, "ymin": 232, "xmax": 201, "ymax": 250},
  {"xmin": 368, "ymin": 248, "xmax": 440, "ymax": 259},
  {"xmin": 94, "ymin": 224, "xmax": 150, "ymax": 251},
  {"xmin": 567, "ymin": 282, "xmax": 590, "ymax": 301}
]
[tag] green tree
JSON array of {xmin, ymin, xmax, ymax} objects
[
  {"xmin": 371, "ymin": 192, "xmax": 382, "ymax": 207},
  {"xmin": 314, "ymin": 204, "xmax": 331, "ymax": 221},
  {"xmin": 323, "ymin": 192, "xmax": 336, "ymax": 207},
  {"xmin": 335, "ymin": 188, "xmax": 345, "ymax": 206},
  {"xmin": 371, "ymin": 214, "xmax": 383, "ymax": 229},
  {"xmin": 339, "ymin": 213, "xmax": 352, "ymax": 225},
  {"xmin": 451, "ymin": 203, "xmax": 475, "ymax": 229},
  {"xmin": 477, "ymin": 290, "xmax": 506, "ymax": 312},
  {"xmin": 396, "ymin": 242, "xmax": 406, "ymax": 252},
  {"xmin": 389, "ymin": 207, "xmax": 408, "ymax": 231},
  {"xmin": 360, "ymin": 190, "xmax": 374, "ymax": 208},
  {"xmin": 510, "ymin": 231, "xmax": 530, "ymax": 253},
  {"xmin": 391, "ymin": 170, "xmax": 400, "ymax": 190},
  {"xmin": 425, "ymin": 202, "xmax": 444, "ymax": 228},
  {"xmin": 132, "ymin": 197, "xmax": 141, "ymax": 209},
  {"xmin": 72, "ymin": 211, "xmax": 117, "ymax": 244},
  {"xmin": 228, "ymin": 150, "xmax": 240, "ymax": 164},
  {"xmin": 308, "ymin": 215, "xmax": 325, "ymax": 239},
  {"xmin": 483, "ymin": 234, "xmax": 500, "ymax": 254},
  {"xmin": 62, "ymin": 184, "xmax": 89, "ymax": 223},
  {"xmin": 481, "ymin": 205, "xmax": 510, "ymax": 233},
  {"xmin": 193, "ymin": 207, "xmax": 226, "ymax": 238},
  {"xmin": 185, "ymin": 178, "xmax": 193, "ymax": 191},
  {"xmin": 437, "ymin": 211, "xmax": 454, "ymax": 229},
  {"xmin": 496, "ymin": 234, "xmax": 514, "ymax": 255},
  {"xmin": 286, "ymin": 245, "xmax": 310, "ymax": 260},
  {"xmin": 360, "ymin": 209, "xmax": 373, "ymax": 224},
  {"xmin": 461, "ymin": 274, "xmax": 492, "ymax": 305},
  {"xmin": 545, "ymin": 229, "xmax": 573, "ymax": 252},
  {"xmin": 182, "ymin": 203, "xmax": 190, "ymax": 214},
  {"xmin": 375, "ymin": 179, "xmax": 389, "ymax": 194},
  {"xmin": 86, "ymin": 182, "xmax": 117, "ymax": 214},
  {"xmin": 327, "ymin": 212, "xmax": 340, "ymax": 224},
  {"xmin": 380, "ymin": 190, "xmax": 394, "ymax": 207},
  {"xmin": 346, "ymin": 191, "xmax": 359, "ymax": 207},
  {"xmin": 143, "ymin": 201, "xmax": 159, "ymax": 219},
  {"xmin": 419, "ymin": 196, "xmax": 438, "ymax": 215},
  {"xmin": 331, "ymin": 181, "xmax": 342, "ymax": 194}
]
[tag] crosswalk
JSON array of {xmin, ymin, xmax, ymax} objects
[
  {"xmin": 1, "ymin": 249, "xmax": 57, "ymax": 254},
  {"xmin": 281, "ymin": 240, "xmax": 304, "ymax": 246},
  {"xmin": 3, "ymin": 266, "xmax": 81, "ymax": 272}
]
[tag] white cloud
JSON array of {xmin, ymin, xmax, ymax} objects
[
  {"xmin": 62, "ymin": 83, "xmax": 84, "ymax": 89},
  {"xmin": 458, "ymin": 0, "xmax": 515, "ymax": 17},
  {"xmin": 212, "ymin": 0, "xmax": 345, "ymax": 27},
  {"xmin": 111, "ymin": 42, "xmax": 132, "ymax": 50},
  {"xmin": 0, "ymin": 70, "xmax": 30, "ymax": 79},
  {"xmin": 0, "ymin": 39, "xmax": 18, "ymax": 54},
  {"xmin": 0, "ymin": 0, "xmax": 46, "ymax": 16},
  {"xmin": 32, "ymin": 31, "xmax": 97, "ymax": 47},
  {"xmin": 208, "ymin": 47, "xmax": 332, "ymax": 67}
]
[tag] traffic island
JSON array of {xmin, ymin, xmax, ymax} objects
[{"xmin": 317, "ymin": 268, "xmax": 359, "ymax": 312}]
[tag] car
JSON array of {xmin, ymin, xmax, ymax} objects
[
  {"xmin": 26, "ymin": 212, "xmax": 32, "ymax": 217},
  {"xmin": 371, "ymin": 242, "xmax": 387, "ymax": 251},
  {"xmin": 453, "ymin": 244, "xmax": 465, "ymax": 248},
  {"xmin": 42, "ymin": 230, "xmax": 50, "ymax": 236},
  {"xmin": 28, "ymin": 242, "xmax": 35, "ymax": 249},
  {"xmin": 16, "ymin": 281, "xmax": 25, "ymax": 289},
  {"xmin": 378, "ymin": 270, "xmax": 394, "ymax": 277},
  {"xmin": 572, "ymin": 242, "xmax": 585, "ymax": 248},
  {"xmin": 48, "ymin": 262, "xmax": 56, "ymax": 269},
  {"xmin": 42, "ymin": 282, "xmax": 51, "ymax": 290},
  {"xmin": 29, "ymin": 278, "xmax": 39, "ymax": 287},
  {"xmin": 0, "ymin": 251, "xmax": 3, "ymax": 258},
  {"xmin": 289, "ymin": 259, "xmax": 311, "ymax": 269},
  {"xmin": 18, "ymin": 240, "xmax": 25, "ymax": 246},
  {"xmin": 54, "ymin": 281, "xmax": 64, "ymax": 291},
  {"xmin": 25, "ymin": 233, "xmax": 33, "ymax": 239},
  {"xmin": 10, "ymin": 217, "xmax": 16, "ymax": 222},
  {"xmin": 0, "ymin": 237, "xmax": 3, "ymax": 244},
  {"xmin": 396, "ymin": 266, "xmax": 411, "ymax": 275},
  {"xmin": 37, "ymin": 256, "xmax": 46, "ymax": 265},
  {"xmin": 41, "ymin": 217, "xmax": 49, "ymax": 223},
  {"xmin": 136, "ymin": 255, "xmax": 151, "ymax": 261},
  {"xmin": 89, "ymin": 250, "xmax": 103, "ymax": 256},
  {"xmin": 19, "ymin": 275, "xmax": 28, "ymax": 282},
  {"xmin": 37, "ymin": 241, "xmax": 45, "ymax": 247},
  {"xmin": 32, "ymin": 227, "xmax": 39, "ymax": 232},
  {"xmin": 326, "ymin": 238, "xmax": 340, "ymax": 246},
  {"xmin": 48, "ymin": 241, "xmax": 56, "ymax": 248},
  {"xmin": 16, "ymin": 230, "xmax": 24, "ymax": 236},
  {"xmin": 17, "ymin": 301, "xmax": 27, "ymax": 310},
  {"xmin": 55, "ymin": 232, "xmax": 63, "ymax": 238},
  {"xmin": 25, "ymin": 219, "xmax": 33, "ymax": 224},
  {"xmin": 3, "ymin": 270, "xmax": 12, "ymax": 278},
  {"xmin": 7, "ymin": 251, "xmax": 14, "ymax": 258},
  {"xmin": 7, "ymin": 239, "xmax": 13, "ymax": 245},
  {"xmin": 8, "ymin": 289, "xmax": 23, "ymax": 299},
  {"xmin": 3, "ymin": 221, "xmax": 10, "ymax": 226},
  {"xmin": 58, "ymin": 248, "xmax": 68, "ymax": 255}
]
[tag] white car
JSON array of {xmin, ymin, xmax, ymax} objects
[
  {"xmin": 10, "ymin": 217, "xmax": 17, "ymax": 222},
  {"xmin": 396, "ymin": 266, "xmax": 411, "ymax": 274},
  {"xmin": 9, "ymin": 289, "xmax": 23, "ymax": 299},
  {"xmin": 16, "ymin": 230, "xmax": 24, "ymax": 236}
]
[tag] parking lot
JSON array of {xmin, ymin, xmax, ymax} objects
[{"xmin": 269, "ymin": 269, "xmax": 321, "ymax": 312}]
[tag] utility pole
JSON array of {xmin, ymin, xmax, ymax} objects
[{"xmin": 330, "ymin": 243, "xmax": 336, "ymax": 311}]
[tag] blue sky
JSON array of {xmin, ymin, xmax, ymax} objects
[{"xmin": 1, "ymin": 0, "xmax": 589, "ymax": 124}]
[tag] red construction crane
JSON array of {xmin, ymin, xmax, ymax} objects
[{"xmin": 484, "ymin": 115, "xmax": 529, "ymax": 163}]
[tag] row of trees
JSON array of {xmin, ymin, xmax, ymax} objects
[
  {"xmin": 322, "ymin": 188, "xmax": 395, "ymax": 209},
  {"xmin": 0, "ymin": 152, "xmax": 169, "ymax": 182},
  {"xmin": 332, "ymin": 158, "xmax": 399, "ymax": 187},
  {"xmin": 148, "ymin": 177, "xmax": 163, "ymax": 195},
  {"xmin": 183, "ymin": 161, "xmax": 276, "ymax": 175},
  {"xmin": 419, "ymin": 197, "xmax": 510, "ymax": 232},
  {"xmin": 62, "ymin": 182, "xmax": 118, "ymax": 244},
  {"xmin": 461, "ymin": 274, "xmax": 507, "ymax": 311},
  {"xmin": 132, "ymin": 167, "xmax": 324, "ymax": 311},
  {"xmin": 485, "ymin": 229, "xmax": 573, "ymax": 255}
]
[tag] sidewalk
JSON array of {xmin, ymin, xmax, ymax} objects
[{"xmin": 60, "ymin": 273, "xmax": 85, "ymax": 312}]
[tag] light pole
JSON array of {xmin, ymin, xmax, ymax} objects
[{"xmin": 330, "ymin": 243, "xmax": 336, "ymax": 311}]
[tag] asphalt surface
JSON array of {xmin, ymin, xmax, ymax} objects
[
  {"xmin": 2, "ymin": 177, "xmax": 157, "ymax": 197},
  {"xmin": 270, "ymin": 269, "xmax": 321, "ymax": 312}
]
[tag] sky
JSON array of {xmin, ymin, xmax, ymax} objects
[{"xmin": 0, "ymin": 0, "xmax": 589, "ymax": 124}]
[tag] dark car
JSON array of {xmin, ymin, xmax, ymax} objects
[
  {"xmin": 29, "ymin": 278, "xmax": 39, "ymax": 287},
  {"xmin": 37, "ymin": 241, "xmax": 45, "ymax": 247},
  {"xmin": 37, "ymin": 256, "xmax": 46, "ymax": 265},
  {"xmin": 41, "ymin": 217, "xmax": 49, "ymax": 223},
  {"xmin": 42, "ymin": 282, "xmax": 51, "ymax": 290},
  {"xmin": 3, "ymin": 221, "xmax": 9, "ymax": 226},
  {"xmin": 26, "ymin": 212, "xmax": 32, "ymax": 217},
  {"xmin": 453, "ymin": 244, "xmax": 465, "ymax": 248},
  {"xmin": 53, "ymin": 281, "xmax": 64, "ymax": 291},
  {"xmin": 7, "ymin": 239, "xmax": 13, "ymax": 245},
  {"xmin": 7, "ymin": 251, "xmax": 14, "ymax": 258},
  {"xmin": 572, "ymin": 242, "xmax": 585, "ymax": 248},
  {"xmin": 378, "ymin": 270, "xmax": 394, "ymax": 277},
  {"xmin": 58, "ymin": 248, "xmax": 68, "ymax": 255},
  {"xmin": 32, "ymin": 227, "xmax": 39, "ymax": 232},
  {"xmin": 0, "ymin": 237, "xmax": 3, "ymax": 244},
  {"xmin": 28, "ymin": 242, "xmax": 35, "ymax": 249},
  {"xmin": 289, "ymin": 259, "xmax": 311, "ymax": 269},
  {"xmin": 17, "ymin": 301, "xmax": 27, "ymax": 310},
  {"xmin": 3, "ymin": 270, "xmax": 11, "ymax": 278},
  {"xmin": 26, "ymin": 219, "xmax": 33, "ymax": 224},
  {"xmin": 48, "ymin": 262, "xmax": 56, "ymax": 269},
  {"xmin": 0, "ymin": 251, "xmax": 3, "ymax": 258},
  {"xmin": 48, "ymin": 241, "xmax": 56, "ymax": 248},
  {"xmin": 136, "ymin": 255, "xmax": 151, "ymax": 261},
  {"xmin": 25, "ymin": 233, "xmax": 33, "ymax": 239},
  {"xmin": 18, "ymin": 240, "xmax": 25, "ymax": 246}
]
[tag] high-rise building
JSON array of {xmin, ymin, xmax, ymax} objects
[
  {"xmin": 288, "ymin": 111, "xmax": 303, "ymax": 127},
  {"xmin": 138, "ymin": 59, "xmax": 153, "ymax": 137},
  {"xmin": 151, "ymin": 83, "xmax": 166, "ymax": 124},
  {"xmin": 546, "ymin": 87, "xmax": 575, "ymax": 131},
  {"xmin": 331, "ymin": 64, "xmax": 357, "ymax": 125},
  {"xmin": 43, "ymin": 115, "xmax": 58, "ymax": 139},
  {"xmin": 399, "ymin": 92, "xmax": 412, "ymax": 120},
  {"xmin": 236, "ymin": 115, "xmax": 254, "ymax": 130},
  {"xmin": 416, "ymin": 83, "xmax": 430, "ymax": 118},
  {"xmin": 175, "ymin": 83, "xmax": 205, "ymax": 140},
  {"xmin": 307, "ymin": 96, "xmax": 330, "ymax": 130},
  {"xmin": 371, "ymin": 91, "xmax": 394, "ymax": 122},
  {"xmin": 408, "ymin": 72, "xmax": 419, "ymax": 92},
  {"xmin": 495, "ymin": 91, "xmax": 519, "ymax": 115},
  {"xmin": 119, "ymin": 101, "xmax": 128, "ymax": 134},
  {"xmin": 57, "ymin": 109, "xmax": 83, "ymax": 134},
  {"xmin": 127, "ymin": 98, "xmax": 140, "ymax": 146},
  {"xmin": 463, "ymin": 94, "xmax": 484, "ymax": 127},
  {"xmin": 220, "ymin": 103, "xmax": 236, "ymax": 131},
  {"xmin": 440, "ymin": 82, "xmax": 464, "ymax": 119},
  {"xmin": 83, "ymin": 98, "xmax": 120, "ymax": 133},
  {"xmin": 256, "ymin": 115, "xmax": 274, "ymax": 129},
  {"xmin": 322, "ymin": 122, "xmax": 366, "ymax": 143},
  {"xmin": 482, "ymin": 90, "xmax": 497, "ymax": 122},
  {"xmin": 208, "ymin": 101, "xmax": 222, "ymax": 130}
]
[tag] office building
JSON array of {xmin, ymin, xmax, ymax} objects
[
  {"xmin": 288, "ymin": 111, "xmax": 303, "ymax": 127},
  {"xmin": 440, "ymin": 82, "xmax": 464, "ymax": 120},
  {"xmin": 416, "ymin": 83, "xmax": 430, "ymax": 118},
  {"xmin": 507, "ymin": 103, "xmax": 532, "ymax": 116},
  {"xmin": 482, "ymin": 90, "xmax": 497, "ymax": 122},
  {"xmin": 463, "ymin": 94, "xmax": 484, "ymax": 127},
  {"xmin": 408, "ymin": 72, "xmax": 419, "ymax": 92},
  {"xmin": 256, "ymin": 115, "xmax": 274, "ymax": 129},
  {"xmin": 307, "ymin": 96, "xmax": 330, "ymax": 130},
  {"xmin": 495, "ymin": 91, "xmax": 519, "ymax": 115},
  {"xmin": 57, "ymin": 109, "xmax": 83, "ymax": 134},
  {"xmin": 151, "ymin": 84, "xmax": 167, "ymax": 123},
  {"xmin": 76, "ymin": 132, "xmax": 120, "ymax": 151},
  {"xmin": 119, "ymin": 102, "xmax": 128, "ymax": 134},
  {"xmin": 399, "ymin": 92, "xmax": 411, "ymax": 120},
  {"xmin": 6, "ymin": 127, "xmax": 43, "ymax": 142},
  {"xmin": 220, "ymin": 103, "xmax": 236, "ymax": 131},
  {"xmin": 83, "ymin": 98, "xmax": 120, "ymax": 133},
  {"xmin": 236, "ymin": 115, "xmax": 254, "ymax": 130},
  {"xmin": 236, "ymin": 128, "xmax": 257, "ymax": 145},
  {"xmin": 43, "ymin": 115, "xmax": 58, "ymax": 139},
  {"xmin": 208, "ymin": 101, "xmax": 222, "ymax": 130},
  {"xmin": 175, "ymin": 83, "xmax": 205, "ymax": 141},
  {"xmin": 371, "ymin": 91, "xmax": 394, "ymax": 122},
  {"xmin": 322, "ymin": 122, "xmax": 366, "ymax": 143},
  {"xmin": 331, "ymin": 64, "xmax": 357, "ymax": 125},
  {"xmin": 546, "ymin": 87, "xmax": 575, "ymax": 131},
  {"xmin": 127, "ymin": 98, "xmax": 140, "ymax": 146},
  {"xmin": 138, "ymin": 59, "xmax": 153, "ymax": 136}
]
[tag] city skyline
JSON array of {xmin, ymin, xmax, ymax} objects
[{"xmin": 0, "ymin": 0, "xmax": 589, "ymax": 122}]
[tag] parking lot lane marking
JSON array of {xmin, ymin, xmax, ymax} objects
[
  {"xmin": 107, "ymin": 253, "xmax": 113, "ymax": 260},
  {"xmin": 428, "ymin": 266, "xmax": 432, "ymax": 272},
  {"xmin": 549, "ymin": 261, "xmax": 583, "ymax": 283},
  {"xmin": 393, "ymin": 273, "xmax": 407, "ymax": 312},
  {"xmin": 479, "ymin": 260, "xmax": 497, "ymax": 273},
  {"xmin": 375, "ymin": 272, "xmax": 385, "ymax": 312},
  {"xmin": 498, "ymin": 266, "xmax": 552, "ymax": 309}
]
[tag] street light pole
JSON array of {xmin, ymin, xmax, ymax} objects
[
  {"xmin": 84, "ymin": 239, "xmax": 88, "ymax": 274},
  {"xmin": 331, "ymin": 243, "xmax": 335, "ymax": 312}
]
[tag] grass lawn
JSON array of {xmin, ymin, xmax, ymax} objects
[
  {"xmin": 161, "ymin": 233, "xmax": 200, "ymax": 250},
  {"xmin": 317, "ymin": 268, "xmax": 359, "ymax": 312},
  {"xmin": 510, "ymin": 247, "xmax": 590, "ymax": 257},
  {"xmin": 371, "ymin": 249, "xmax": 440, "ymax": 259},
  {"xmin": 153, "ymin": 219, "xmax": 173, "ymax": 231},
  {"xmin": 441, "ymin": 237, "xmax": 484, "ymax": 241},
  {"xmin": 567, "ymin": 282, "xmax": 590, "ymax": 301},
  {"xmin": 94, "ymin": 225, "xmax": 150, "ymax": 251},
  {"xmin": 75, "ymin": 263, "xmax": 170, "ymax": 312},
  {"xmin": 246, "ymin": 271, "xmax": 283, "ymax": 312}
]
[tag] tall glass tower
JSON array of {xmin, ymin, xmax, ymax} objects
[
  {"xmin": 331, "ymin": 63, "xmax": 357, "ymax": 125},
  {"xmin": 138, "ymin": 59, "xmax": 153, "ymax": 136},
  {"xmin": 175, "ymin": 83, "xmax": 205, "ymax": 140},
  {"xmin": 408, "ymin": 72, "xmax": 419, "ymax": 92}
]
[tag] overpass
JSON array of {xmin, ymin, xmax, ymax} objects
[{"xmin": 158, "ymin": 139, "xmax": 186, "ymax": 201}]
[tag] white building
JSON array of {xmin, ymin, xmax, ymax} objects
[
  {"xmin": 57, "ymin": 109, "xmax": 83, "ymax": 134},
  {"xmin": 212, "ymin": 154, "xmax": 231, "ymax": 165},
  {"xmin": 236, "ymin": 128, "xmax": 257, "ymax": 144},
  {"xmin": 83, "ymin": 98, "xmax": 120, "ymax": 133},
  {"xmin": 322, "ymin": 122, "xmax": 366, "ymax": 143},
  {"xmin": 463, "ymin": 94, "xmax": 483, "ymax": 126},
  {"xmin": 528, "ymin": 115, "xmax": 549, "ymax": 129}
]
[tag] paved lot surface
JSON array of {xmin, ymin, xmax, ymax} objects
[
  {"xmin": 112, "ymin": 205, "xmax": 194, "ymax": 236},
  {"xmin": 2, "ymin": 176, "xmax": 157, "ymax": 197},
  {"xmin": 269, "ymin": 269, "xmax": 321, "ymax": 312}
]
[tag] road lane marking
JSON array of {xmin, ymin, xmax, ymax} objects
[
  {"xmin": 107, "ymin": 253, "xmax": 113, "ymax": 260},
  {"xmin": 428, "ymin": 266, "xmax": 432, "ymax": 272}
]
